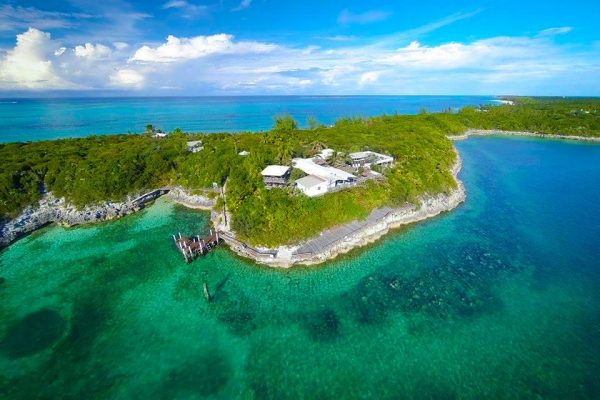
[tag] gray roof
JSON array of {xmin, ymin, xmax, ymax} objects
[
  {"xmin": 296, "ymin": 175, "xmax": 326, "ymax": 189},
  {"xmin": 261, "ymin": 165, "xmax": 291, "ymax": 177}
]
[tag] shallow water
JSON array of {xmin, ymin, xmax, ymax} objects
[{"xmin": 1, "ymin": 136, "xmax": 599, "ymax": 399}]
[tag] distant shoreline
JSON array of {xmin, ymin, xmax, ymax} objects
[{"xmin": 450, "ymin": 129, "xmax": 600, "ymax": 142}]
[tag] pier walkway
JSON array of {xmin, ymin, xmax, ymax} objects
[
  {"xmin": 133, "ymin": 188, "xmax": 170, "ymax": 206},
  {"xmin": 173, "ymin": 229, "xmax": 221, "ymax": 262}
]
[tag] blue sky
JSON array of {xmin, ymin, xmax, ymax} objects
[{"xmin": 0, "ymin": 0, "xmax": 598, "ymax": 95}]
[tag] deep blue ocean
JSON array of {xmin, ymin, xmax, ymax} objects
[{"xmin": 0, "ymin": 95, "xmax": 497, "ymax": 142}]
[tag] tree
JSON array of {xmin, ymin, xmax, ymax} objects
[
  {"xmin": 309, "ymin": 140, "xmax": 326, "ymax": 155},
  {"xmin": 145, "ymin": 124, "xmax": 155, "ymax": 134},
  {"xmin": 273, "ymin": 114, "xmax": 298, "ymax": 132},
  {"xmin": 307, "ymin": 116, "xmax": 322, "ymax": 130}
]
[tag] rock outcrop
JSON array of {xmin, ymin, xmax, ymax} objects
[{"xmin": 0, "ymin": 194, "xmax": 141, "ymax": 247}]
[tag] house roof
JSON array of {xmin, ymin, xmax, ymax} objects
[
  {"xmin": 349, "ymin": 151, "xmax": 372, "ymax": 160},
  {"xmin": 318, "ymin": 148, "xmax": 335, "ymax": 159},
  {"xmin": 292, "ymin": 158, "xmax": 355, "ymax": 182},
  {"xmin": 261, "ymin": 165, "xmax": 291, "ymax": 177},
  {"xmin": 349, "ymin": 151, "xmax": 394, "ymax": 164},
  {"xmin": 296, "ymin": 175, "xmax": 326, "ymax": 189}
]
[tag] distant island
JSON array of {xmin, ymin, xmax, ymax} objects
[{"xmin": 1, "ymin": 97, "xmax": 599, "ymax": 266}]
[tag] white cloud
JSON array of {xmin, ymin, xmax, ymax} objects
[
  {"xmin": 358, "ymin": 71, "xmax": 380, "ymax": 85},
  {"xmin": 0, "ymin": 28, "xmax": 71, "ymax": 89},
  {"xmin": 321, "ymin": 35, "xmax": 356, "ymax": 42},
  {"xmin": 0, "ymin": 4, "xmax": 91, "ymax": 32},
  {"xmin": 1, "ymin": 25, "xmax": 598, "ymax": 95},
  {"xmin": 129, "ymin": 34, "xmax": 277, "ymax": 63},
  {"xmin": 318, "ymin": 65, "xmax": 358, "ymax": 86},
  {"xmin": 110, "ymin": 69, "xmax": 144, "ymax": 87},
  {"xmin": 538, "ymin": 27, "xmax": 573, "ymax": 37},
  {"xmin": 74, "ymin": 43, "xmax": 112, "ymax": 59},
  {"xmin": 338, "ymin": 9, "xmax": 391, "ymax": 25},
  {"xmin": 162, "ymin": 1, "xmax": 209, "ymax": 18},
  {"xmin": 114, "ymin": 42, "xmax": 129, "ymax": 50},
  {"xmin": 233, "ymin": 0, "xmax": 252, "ymax": 12},
  {"xmin": 381, "ymin": 37, "xmax": 566, "ymax": 73}
]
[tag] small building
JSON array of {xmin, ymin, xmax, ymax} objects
[
  {"xmin": 349, "ymin": 151, "xmax": 394, "ymax": 170},
  {"xmin": 238, "ymin": 150, "xmax": 249, "ymax": 156},
  {"xmin": 261, "ymin": 165, "xmax": 291, "ymax": 188},
  {"xmin": 317, "ymin": 148, "xmax": 335, "ymax": 160},
  {"xmin": 295, "ymin": 175, "xmax": 328, "ymax": 197},
  {"xmin": 152, "ymin": 130, "xmax": 167, "ymax": 138},
  {"xmin": 187, "ymin": 140, "xmax": 204, "ymax": 153}
]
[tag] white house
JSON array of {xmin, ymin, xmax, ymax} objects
[
  {"xmin": 349, "ymin": 151, "xmax": 394, "ymax": 170},
  {"xmin": 292, "ymin": 157, "xmax": 356, "ymax": 191},
  {"xmin": 317, "ymin": 148, "xmax": 335, "ymax": 160},
  {"xmin": 186, "ymin": 140, "xmax": 204, "ymax": 153},
  {"xmin": 295, "ymin": 175, "xmax": 328, "ymax": 197}
]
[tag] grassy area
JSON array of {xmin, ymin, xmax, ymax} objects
[{"xmin": 1, "ymin": 97, "xmax": 598, "ymax": 246}]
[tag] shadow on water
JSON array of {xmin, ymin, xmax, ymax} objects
[
  {"xmin": 0, "ymin": 308, "xmax": 67, "ymax": 359},
  {"xmin": 161, "ymin": 349, "xmax": 231, "ymax": 397},
  {"xmin": 300, "ymin": 308, "xmax": 340, "ymax": 342},
  {"xmin": 345, "ymin": 242, "xmax": 514, "ymax": 327},
  {"xmin": 0, "ymin": 287, "xmax": 121, "ymax": 400},
  {"xmin": 213, "ymin": 285, "xmax": 259, "ymax": 337}
]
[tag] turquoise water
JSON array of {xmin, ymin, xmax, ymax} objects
[
  {"xmin": 1, "ymin": 136, "xmax": 599, "ymax": 399},
  {"xmin": 0, "ymin": 96, "xmax": 496, "ymax": 142}
]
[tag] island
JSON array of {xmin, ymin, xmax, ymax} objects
[{"xmin": 1, "ymin": 97, "xmax": 599, "ymax": 267}]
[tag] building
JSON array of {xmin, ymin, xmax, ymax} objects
[
  {"xmin": 292, "ymin": 158, "xmax": 356, "ymax": 191},
  {"xmin": 261, "ymin": 165, "xmax": 291, "ymax": 188},
  {"xmin": 187, "ymin": 140, "xmax": 203, "ymax": 153},
  {"xmin": 152, "ymin": 130, "xmax": 167, "ymax": 138},
  {"xmin": 317, "ymin": 148, "xmax": 334, "ymax": 160},
  {"xmin": 349, "ymin": 151, "xmax": 394, "ymax": 170},
  {"xmin": 238, "ymin": 150, "xmax": 249, "ymax": 156},
  {"xmin": 295, "ymin": 175, "xmax": 328, "ymax": 197}
]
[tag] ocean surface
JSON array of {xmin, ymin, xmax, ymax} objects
[
  {"xmin": 0, "ymin": 135, "xmax": 598, "ymax": 399},
  {"xmin": 0, "ymin": 96, "xmax": 497, "ymax": 142}
]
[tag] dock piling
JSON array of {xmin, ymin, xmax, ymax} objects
[
  {"xmin": 172, "ymin": 229, "xmax": 222, "ymax": 262},
  {"xmin": 203, "ymin": 282, "xmax": 211, "ymax": 301}
]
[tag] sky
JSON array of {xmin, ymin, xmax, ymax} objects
[{"xmin": 0, "ymin": 0, "xmax": 598, "ymax": 96}]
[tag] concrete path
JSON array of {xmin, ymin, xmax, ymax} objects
[{"xmin": 293, "ymin": 207, "xmax": 393, "ymax": 256}]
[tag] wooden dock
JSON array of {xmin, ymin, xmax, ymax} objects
[{"xmin": 173, "ymin": 229, "xmax": 221, "ymax": 262}]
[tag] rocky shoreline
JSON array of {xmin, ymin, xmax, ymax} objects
[
  {"xmin": 216, "ymin": 152, "xmax": 466, "ymax": 268},
  {"xmin": 0, "ymin": 187, "xmax": 215, "ymax": 249},
  {"xmin": 0, "ymin": 193, "xmax": 142, "ymax": 248},
  {"xmin": 165, "ymin": 187, "xmax": 215, "ymax": 210},
  {"xmin": 450, "ymin": 129, "xmax": 600, "ymax": 142}
]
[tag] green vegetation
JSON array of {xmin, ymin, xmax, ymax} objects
[
  {"xmin": 1, "ymin": 98, "xmax": 599, "ymax": 246},
  {"xmin": 457, "ymin": 97, "xmax": 600, "ymax": 137}
]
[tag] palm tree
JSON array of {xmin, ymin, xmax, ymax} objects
[{"xmin": 309, "ymin": 140, "xmax": 326, "ymax": 156}]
